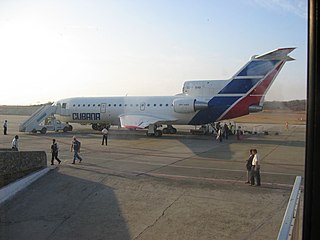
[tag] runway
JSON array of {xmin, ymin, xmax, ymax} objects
[{"xmin": 0, "ymin": 115, "xmax": 305, "ymax": 240}]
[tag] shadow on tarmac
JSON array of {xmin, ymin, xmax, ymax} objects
[
  {"xmin": 0, "ymin": 170, "xmax": 131, "ymax": 240},
  {"xmin": 15, "ymin": 124, "xmax": 305, "ymax": 164}
]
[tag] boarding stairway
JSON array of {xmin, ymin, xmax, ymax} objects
[{"xmin": 19, "ymin": 105, "xmax": 57, "ymax": 132}]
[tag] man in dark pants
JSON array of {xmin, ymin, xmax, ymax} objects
[
  {"xmin": 51, "ymin": 139, "xmax": 61, "ymax": 165},
  {"xmin": 71, "ymin": 137, "xmax": 82, "ymax": 164},
  {"xmin": 3, "ymin": 120, "xmax": 7, "ymax": 135},
  {"xmin": 250, "ymin": 149, "xmax": 261, "ymax": 186},
  {"xmin": 101, "ymin": 127, "xmax": 108, "ymax": 145},
  {"xmin": 223, "ymin": 123, "xmax": 229, "ymax": 139},
  {"xmin": 246, "ymin": 149, "xmax": 254, "ymax": 184}
]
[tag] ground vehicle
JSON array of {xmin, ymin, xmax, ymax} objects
[
  {"xmin": 19, "ymin": 105, "xmax": 73, "ymax": 134},
  {"xmin": 32, "ymin": 116, "xmax": 72, "ymax": 134}
]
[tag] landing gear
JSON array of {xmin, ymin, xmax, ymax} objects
[
  {"xmin": 146, "ymin": 124, "xmax": 176, "ymax": 137},
  {"xmin": 162, "ymin": 125, "xmax": 177, "ymax": 134},
  {"xmin": 154, "ymin": 130, "xmax": 163, "ymax": 137},
  {"xmin": 146, "ymin": 130, "xmax": 163, "ymax": 137},
  {"xmin": 92, "ymin": 123, "xmax": 109, "ymax": 131},
  {"xmin": 146, "ymin": 124, "xmax": 163, "ymax": 137}
]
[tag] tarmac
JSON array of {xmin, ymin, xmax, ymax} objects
[{"xmin": 0, "ymin": 115, "xmax": 305, "ymax": 240}]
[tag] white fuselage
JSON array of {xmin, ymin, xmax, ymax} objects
[{"xmin": 54, "ymin": 95, "xmax": 211, "ymax": 126}]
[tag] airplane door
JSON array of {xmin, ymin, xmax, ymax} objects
[
  {"xmin": 100, "ymin": 103, "xmax": 107, "ymax": 121},
  {"xmin": 140, "ymin": 102, "xmax": 145, "ymax": 111},
  {"xmin": 60, "ymin": 102, "xmax": 70, "ymax": 116},
  {"xmin": 100, "ymin": 103, "xmax": 111, "ymax": 122},
  {"xmin": 100, "ymin": 103, "xmax": 106, "ymax": 113}
]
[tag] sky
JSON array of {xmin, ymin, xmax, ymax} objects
[{"xmin": 0, "ymin": 0, "xmax": 307, "ymax": 105}]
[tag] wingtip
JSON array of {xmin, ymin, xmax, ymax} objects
[
  {"xmin": 277, "ymin": 47, "xmax": 296, "ymax": 53},
  {"xmin": 255, "ymin": 47, "xmax": 296, "ymax": 60}
]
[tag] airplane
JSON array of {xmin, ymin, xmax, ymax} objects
[{"xmin": 53, "ymin": 47, "xmax": 295, "ymax": 137}]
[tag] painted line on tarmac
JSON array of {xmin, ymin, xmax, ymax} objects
[
  {"xmin": 62, "ymin": 162, "xmax": 295, "ymax": 189},
  {"xmin": 113, "ymin": 158, "xmax": 299, "ymax": 176},
  {"xmin": 145, "ymin": 172, "xmax": 294, "ymax": 189}
]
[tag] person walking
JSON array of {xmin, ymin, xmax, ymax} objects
[
  {"xmin": 250, "ymin": 149, "xmax": 261, "ymax": 186},
  {"xmin": 245, "ymin": 149, "xmax": 254, "ymax": 184},
  {"xmin": 101, "ymin": 127, "xmax": 108, "ymax": 145},
  {"xmin": 237, "ymin": 126, "xmax": 242, "ymax": 140},
  {"xmin": 51, "ymin": 139, "xmax": 61, "ymax": 165},
  {"xmin": 216, "ymin": 128, "xmax": 223, "ymax": 142},
  {"xmin": 11, "ymin": 135, "xmax": 19, "ymax": 151},
  {"xmin": 3, "ymin": 120, "xmax": 8, "ymax": 135},
  {"xmin": 71, "ymin": 137, "xmax": 83, "ymax": 164},
  {"xmin": 285, "ymin": 121, "xmax": 289, "ymax": 130},
  {"xmin": 223, "ymin": 123, "xmax": 229, "ymax": 139}
]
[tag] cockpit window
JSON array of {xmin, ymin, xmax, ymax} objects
[{"xmin": 62, "ymin": 103, "xmax": 67, "ymax": 109}]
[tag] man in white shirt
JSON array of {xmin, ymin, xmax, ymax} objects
[
  {"xmin": 11, "ymin": 135, "xmax": 19, "ymax": 151},
  {"xmin": 251, "ymin": 149, "xmax": 261, "ymax": 186},
  {"xmin": 101, "ymin": 127, "xmax": 109, "ymax": 145}
]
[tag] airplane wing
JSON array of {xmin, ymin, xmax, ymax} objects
[{"xmin": 119, "ymin": 114, "xmax": 177, "ymax": 129}]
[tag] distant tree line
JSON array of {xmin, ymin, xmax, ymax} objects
[
  {"xmin": 0, "ymin": 102, "xmax": 53, "ymax": 115},
  {"xmin": 264, "ymin": 100, "xmax": 306, "ymax": 111}
]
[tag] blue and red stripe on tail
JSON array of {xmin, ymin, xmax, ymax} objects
[{"xmin": 189, "ymin": 48, "xmax": 295, "ymax": 124}]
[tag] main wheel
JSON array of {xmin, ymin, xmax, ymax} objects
[
  {"xmin": 163, "ymin": 128, "xmax": 169, "ymax": 134},
  {"xmin": 169, "ymin": 128, "xmax": 177, "ymax": 134},
  {"xmin": 154, "ymin": 130, "xmax": 163, "ymax": 137}
]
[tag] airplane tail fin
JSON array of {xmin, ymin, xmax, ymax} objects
[{"xmin": 217, "ymin": 47, "xmax": 295, "ymax": 120}]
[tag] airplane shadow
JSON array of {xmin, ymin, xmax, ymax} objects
[
  {"xmin": 166, "ymin": 133, "xmax": 305, "ymax": 161},
  {"xmin": 0, "ymin": 170, "xmax": 130, "ymax": 240}
]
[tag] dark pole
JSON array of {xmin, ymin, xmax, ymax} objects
[{"xmin": 303, "ymin": 0, "xmax": 320, "ymax": 239}]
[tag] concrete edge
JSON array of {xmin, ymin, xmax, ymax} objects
[{"xmin": 0, "ymin": 167, "xmax": 50, "ymax": 205}]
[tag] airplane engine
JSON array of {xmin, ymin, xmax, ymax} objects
[
  {"xmin": 173, "ymin": 98, "xmax": 208, "ymax": 113},
  {"xmin": 249, "ymin": 105, "xmax": 263, "ymax": 113}
]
